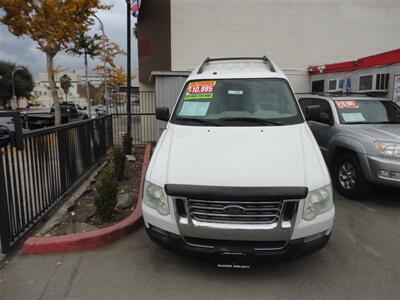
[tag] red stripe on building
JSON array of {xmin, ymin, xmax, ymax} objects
[{"xmin": 308, "ymin": 48, "xmax": 400, "ymax": 75}]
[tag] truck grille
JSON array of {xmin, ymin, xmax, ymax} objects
[{"xmin": 187, "ymin": 199, "xmax": 283, "ymax": 224}]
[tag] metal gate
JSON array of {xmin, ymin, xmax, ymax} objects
[{"xmin": 110, "ymin": 91, "xmax": 157, "ymax": 146}]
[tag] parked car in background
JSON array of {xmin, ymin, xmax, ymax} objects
[
  {"xmin": 143, "ymin": 57, "xmax": 334, "ymax": 263},
  {"xmin": 298, "ymin": 94, "xmax": 400, "ymax": 199},
  {"xmin": 23, "ymin": 101, "xmax": 87, "ymax": 129},
  {"xmin": 0, "ymin": 124, "xmax": 10, "ymax": 137}
]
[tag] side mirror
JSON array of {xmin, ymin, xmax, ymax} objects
[
  {"xmin": 156, "ymin": 107, "xmax": 170, "ymax": 122},
  {"xmin": 306, "ymin": 105, "xmax": 321, "ymax": 121}
]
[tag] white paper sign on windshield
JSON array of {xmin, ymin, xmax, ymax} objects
[
  {"xmin": 342, "ymin": 112, "xmax": 366, "ymax": 123},
  {"xmin": 179, "ymin": 102, "xmax": 210, "ymax": 116}
]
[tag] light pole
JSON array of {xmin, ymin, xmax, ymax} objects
[
  {"xmin": 125, "ymin": 0, "xmax": 132, "ymax": 144},
  {"xmin": 93, "ymin": 14, "xmax": 109, "ymax": 115},
  {"xmin": 12, "ymin": 67, "xmax": 24, "ymax": 110}
]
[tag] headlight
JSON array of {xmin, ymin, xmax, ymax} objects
[
  {"xmin": 374, "ymin": 142, "xmax": 400, "ymax": 158},
  {"xmin": 143, "ymin": 180, "xmax": 170, "ymax": 216},
  {"xmin": 303, "ymin": 185, "xmax": 333, "ymax": 221}
]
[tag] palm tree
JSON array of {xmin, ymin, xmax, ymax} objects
[
  {"xmin": 67, "ymin": 33, "xmax": 101, "ymax": 117},
  {"xmin": 60, "ymin": 74, "xmax": 72, "ymax": 101}
]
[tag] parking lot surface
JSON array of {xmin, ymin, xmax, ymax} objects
[{"xmin": 0, "ymin": 189, "xmax": 399, "ymax": 300}]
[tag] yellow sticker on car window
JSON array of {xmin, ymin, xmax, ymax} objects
[{"xmin": 184, "ymin": 81, "xmax": 216, "ymax": 100}]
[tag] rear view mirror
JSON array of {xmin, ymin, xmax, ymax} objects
[
  {"xmin": 156, "ymin": 107, "xmax": 170, "ymax": 122},
  {"xmin": 306, "ymin": 105, "xmax": 321, "ymax": 121}
]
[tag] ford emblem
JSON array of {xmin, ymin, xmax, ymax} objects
[{"xmin": 223, "ymin": 205, "xmax": 245, "ymax": 214}]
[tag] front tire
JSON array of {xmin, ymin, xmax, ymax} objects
[{"xmin": 333, "ymin": 153, "xmax": 369, "ymax": 199}]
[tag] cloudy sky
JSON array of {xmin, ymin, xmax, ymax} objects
[{"xmin": 0, "ymin": 0, "xmax": 138, "ymax": 80}]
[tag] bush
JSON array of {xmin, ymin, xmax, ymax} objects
[
  {"xmin": 113, "ymin": 147, "xmax": 126, "ymax": 181},
  {"xmin": 123, "ymin": 133, "xmax": 133, "ymax": 155},
  {"xmin": 94, "ymin": 169, "xmax": 118, "ymax": 221}
]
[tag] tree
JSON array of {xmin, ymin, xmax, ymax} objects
[
  {"xmin": 60, "ymin": 74, "xmax": 72, "ymax": 101},
  {"xmin": 67, "ymin": 33, "xmax": 101, "ymax": 117},
  {"xmin": 0, "ymin": 0, "xmax": 110, "ymax": 125},
  {"xmin": 94, "ymin": 36, "xmax": 126, "ymax": 106},
  {"xmin": 0, "ymin": 60, "xmax": 33, "ymax": 108}
]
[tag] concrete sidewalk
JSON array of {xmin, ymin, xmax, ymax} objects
[{"xmin": 1, "ymin": 191, "xmax": 400, "ymax": 300}]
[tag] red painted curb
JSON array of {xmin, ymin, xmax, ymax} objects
[{"xmin": 23, "ymin": 144, "xmax": 153, "ymax": 255}]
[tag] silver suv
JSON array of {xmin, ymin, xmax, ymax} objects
[{"xmin": 298, "ymin": 94, "xmax": 400, "ymax": 199}]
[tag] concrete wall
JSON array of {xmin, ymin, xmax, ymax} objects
[{"xmin": 170, "ymin": 0, "xmax": 400, "ymax": 92}]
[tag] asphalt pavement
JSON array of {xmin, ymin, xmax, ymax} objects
[{"xmin": 0, "ymin": 188, "xmax": 399, "ymax": 300}]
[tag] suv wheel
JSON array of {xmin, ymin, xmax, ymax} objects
[{"xmin": 333, "ymin": 153, "xmax": 368, "ymax": 199}]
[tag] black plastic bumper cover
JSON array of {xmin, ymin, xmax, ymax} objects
[{"xmin": 146, "ymin": 226, "xmax": 330, "ymax": 262}]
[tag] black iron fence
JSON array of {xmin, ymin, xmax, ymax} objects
[
  {"xmin": 110, "ymin": 91, "xmax": 157, "ymax": 145},
  {"xmin": 0, "ymin": 116, "xmax": 113, "ymax": 253}
]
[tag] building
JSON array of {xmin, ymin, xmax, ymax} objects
[
  {"xmin": 308, "ymin": 49, "xmax": 400, "ymax": 101},
  {"xmin": 136, "ymin": 0, "xmax": 400, "ymax": 95},
  {"xmin": 33, "ymin": 70, "xmax": 104, "ymax": 107}
]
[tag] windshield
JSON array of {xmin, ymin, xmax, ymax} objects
[
  {"xmin": 334, "ymin": 100, "xmax": 400, "ymax": 124},
  {"xmin": 171, "ymin": 78, "xmax": 303, "ymax": 126}
]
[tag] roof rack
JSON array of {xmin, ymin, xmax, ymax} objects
[
  {"xmin": 295, "ymin": 92, "xmax": 382, "ymax": 97},
  {"xmin": 197, "ymin": 56, "xmax": 276, "ymax": 74}
]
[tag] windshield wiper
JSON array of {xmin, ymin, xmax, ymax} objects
[
  {"xmin": 175, "ymin": 117, "xmax": 220, "ymax": 126},
  {"xmin": 217, "ymin": 117, "xmax": 283, "ymax": 126}
]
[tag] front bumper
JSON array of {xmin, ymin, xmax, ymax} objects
[
  {"xmin": 367, "ymin": 155, "xmax": 400, "ymax": 188},
  {"xmin": 146, "ymin": 225, "xmax": 330, "ymax": 262}
]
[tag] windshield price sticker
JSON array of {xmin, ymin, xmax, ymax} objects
[
  {"xmin": 336, "ymin": 101, "xmax": 359, "ymax": 109},
  {"xmin": 185, "ymin": 81, "xmax": 216, "ymax": 100}
]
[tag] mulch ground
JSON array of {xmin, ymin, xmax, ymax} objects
[{"xmin": 47, "ymin": 147, "xmax": 145, "ymax": 236}]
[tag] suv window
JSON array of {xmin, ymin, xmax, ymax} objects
[
  {"xmin": 334, "ymin": 100, "xmax": 400, "ymax": 124},
  {"xmin": 313, "ymin": 99, "xmax": 334, "ymax": 124},
  {"xmin": 298, "ymin": 98, "xmax": 314, "ymax": 117},
  {"xmin": 171, "ymin": 78, "xmax": 304, "ymax": 126}
]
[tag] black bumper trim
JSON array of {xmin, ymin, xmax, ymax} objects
[{"xmin": 146, "ymin": 226, "xmax": 330, "ymax": 262}]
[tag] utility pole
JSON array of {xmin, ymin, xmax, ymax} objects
[
  {"xmin": 126, "ymin": 0, "xmax": 132, "ymax": 144},
  {"xmin": 93, "ymin": 14, "xmax": 109, "ymax": 115}
]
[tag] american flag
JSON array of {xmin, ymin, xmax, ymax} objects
[{"xmin": 131, "ymin": 0, "xmax": 139, "ymax": 18}]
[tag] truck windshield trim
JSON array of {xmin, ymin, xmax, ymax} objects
[{"xmin": 170, "ymin": 78, "xmax": 304, "ymax": 126}]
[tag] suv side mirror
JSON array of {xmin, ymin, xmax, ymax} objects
[
  {"xmin": 156, "ymin": 107, "xmax": 170, "ymax": 122},
  {"xmin": 306, "ymin": 105, "xmax": 321, "ymax": 121}
]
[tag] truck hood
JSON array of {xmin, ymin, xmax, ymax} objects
[
  {"xmin": 347, "ymin": 124, "xmax": 400, "ymax": 142},
  {"xmin": 147, "ymin": 123, "xmax": 329, "ymax": 191}
]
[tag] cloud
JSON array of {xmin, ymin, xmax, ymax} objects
[{"xmin": 0, "ymin": 0, "xmax": 138, "ymax": 80}]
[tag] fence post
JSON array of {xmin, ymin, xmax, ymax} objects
[{"xmin": 0, "ymin": 146, "xmax": 11, "ymax": 253}]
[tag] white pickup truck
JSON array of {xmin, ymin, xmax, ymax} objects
[{"xmin": 142, "ymin": 57, "xmax": 335, "ymax": 263}]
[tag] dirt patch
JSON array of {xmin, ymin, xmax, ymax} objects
[{"xmin": 46, "ymin": 147, "xmax": 145, "ymax": 236}]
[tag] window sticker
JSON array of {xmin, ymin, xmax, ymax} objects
[
  {"xmin": 184, "ymin": 81, "xmax": 216, "ymax": 100},
  {"xmin": 228, "ymin": 90, "xmax": 243, "ymax": 95},
  {"xmin": 342, "ymin": 112, "xmax": 365, "ymax": 122},
  {"xmin": 335, "ymin": 100, "xmax": 359, "ymax": 109},
  {"xmin": 179, "ymin": 101, "xmax": 210, "ymax": 116}
]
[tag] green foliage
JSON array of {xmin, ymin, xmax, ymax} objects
[
  {"xmin": 113, "ymin": 147, "xmax": 126, "ymax": 181},
  {"xmin": 67, "ymin": 33, "xmax": 102, "ymax": 59},
  {"xmin": 94, "ymin": 169, "xmax": 118, "ymax": 221},
  {"xmin": 60, "ymin": 74, "xmax": 72, "ymax": 98},
  {"xmin": 122, "ymin": 133, "xmax": 133, "ymax": 155},
  {"xmin": 0, "ymin": 61, "xmax": 34, "ymax": 107}
]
